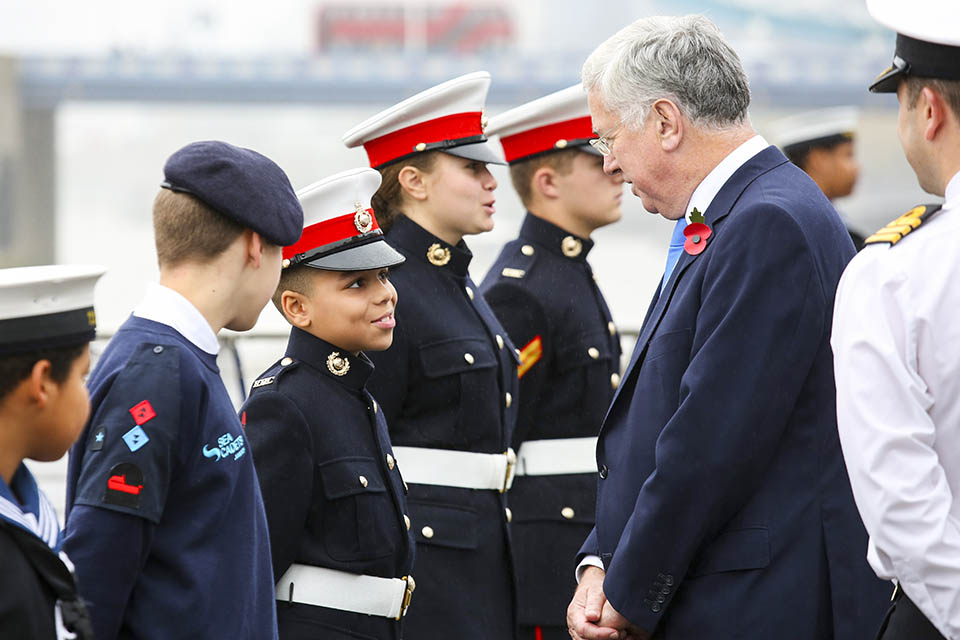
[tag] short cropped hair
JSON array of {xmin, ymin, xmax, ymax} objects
[
  {"xmin": 153, "ymin": 189, "xmax": 245, "ymax": 268},
  {"xmin": 581, "ymin": 15, "xmax": 750, "ymax": 130},
  {"xmin": 0, "ymin": 344, "xmax": 87, "ymax": 403},
  {"xmin": 903, "ymin": 76, "xmax": 960, "ymax": 119},
  {"xmin": 270, "ymin": 265, "xmax": 317, "ymax": 319},
  {"xmin": 509, "ymin": 149, "xmax": 579, "ymax": 208}
]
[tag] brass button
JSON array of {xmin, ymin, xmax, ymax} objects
[
  {"xmin": 561, "ymin": 235, "xmax": 582, "ymax": 258},
  {"xmin": 427, "ymin": 243, "xmax": 451, "ymax": 267},
  {"xmin": 415, "ymin": 142, "xmax": 427, "ymax": 152},
  {"xmin": 464, "ymin": 353, "xmax": 475, "ymax": 365},
  {"xmin": 465, "ymin": 286, "xmax": 474, "ymax": 300},
  {"xmin": 496, "ymin": 334, "xmax": 504, "ymax": 349},
  {"xmin": 555, "ymin": 138, "xmax": 568, "ymax": 149},
  {"xmin": 515, "ymin": 348, "xmax": 522, "ymax": 359},
  {"xmin": 561, "ymin": 507, "xmax": 575, "ymax": 520},
  {"xmin": 608, "ymin": 321, "xmax": 617, "ymax": 336},
  {"xmin": 404, "ymin": 514, "xmax": 411, "ymax": 530},
  {"xmin": 359, "ymin": 475, "xmax": 369, "ymax": 488},
  {"xmin": 505, "ymin": 392, "xmax": 512, "ymax": 408},
  {"xmin": 588, "ymin": 347, "xmax": 600, "ymax": 359},
  {"xmin": 280, "ymin": 357, "xmax": 293, "ymax": 367},
  {"xmin": 421, "ymin": 526, "xmax": 434, "ymax": 539},
  {"xmin": 282, "ymin": 258, "xmax": 291, "ymax": 269},
  {"xmin": 521, "ymin": 244, "xmax": 535, "ymax": 256},
  {"xmin": 505, "ymin": 507, "xmax": 513, "ymax": 523},
  {"xmin": 611, "ymin": 372, "xmax": 621, "ymax": 389},
  {"xmin": 386, "ymin": 453, "xmax": 395, "ymax": 470}
]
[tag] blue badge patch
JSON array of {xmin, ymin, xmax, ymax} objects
[
  {"xmin": 122, "ymin": 426, "xmax": 150, "ymax": 452},
  {"xmin": 202, "ymin": 432, "xmax": 246, "ymax": 462},
  {"xmin": 91, "ymin": 426, "xmax": 106, "ymax": 451}
]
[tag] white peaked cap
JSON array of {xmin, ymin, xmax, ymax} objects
[
  {"xmin": 867, "ymin": 0, "xmax": 960, "ymax": 46},
  {"xmin": 769, "ymin": 106, "xmax": 859, "ymax": 150}
]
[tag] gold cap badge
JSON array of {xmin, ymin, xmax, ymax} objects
[
  {"xmin": 354, "ymin": 202, "xmax": 373, "ymax": 233},
  {"xmin": 427, "ymin": 243, "xmax": 451, "ymax": 267},
  {"xmin": 327, "ymin": 351, "xmax": 350, "ymax": 376},
  {"xmin": 561, "ymin": 235, "xmax": 582, "ymax": 258}
]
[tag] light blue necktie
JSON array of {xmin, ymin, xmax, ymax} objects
[{"xmin": 661, "ymin": 217, "xmax": 688, "ymax": 290}]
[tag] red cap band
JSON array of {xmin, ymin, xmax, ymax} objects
[
  {"xmin": 362, "ymin": 111, "xmax": 484, "ymax": 168},
  {"xmin": 498, "ymin": 116, "xmax": 594, "ymax": 163},
  {"xmin": 283, "ymin": 208, "xmax": 380, "ymax": 260}
]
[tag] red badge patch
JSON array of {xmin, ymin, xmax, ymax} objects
[
  {"xmin": 129, "ymin": 400, "xmax": 156, "ymax": 426},
  {"xmin": 241, "ymin": 411, "xmax": 247, "ymax": 427}
]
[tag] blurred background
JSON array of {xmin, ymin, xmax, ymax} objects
[{"xmin": 0, "ymin": 0, "xmax": 928, "ymax": 513}]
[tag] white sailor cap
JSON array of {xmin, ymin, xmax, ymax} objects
[
  {"xmin": 486, "ymin": 84, "xmax": 601, "ymax": 164},
  {"xmin": 0, "ymin": 265, "xmax": 106, "ymax": 355},
  {"xmin": 342, "ymin": 71, "xmax": 505, "ymax": 169},
  {"xmin": 867, "ymin": 0, "xmax": 960, "ymax": 93},
  {"xmin": 284, "ymin": 167, "xmax": 405, "ymax": 272},
  {"xmin": 768, "ymin": 106, "xmax": 859, "ymax": 153}
]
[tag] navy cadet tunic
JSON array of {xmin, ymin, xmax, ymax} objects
[
  {"xmin": 480, "ymin": 213, "xmax": 622, "ymax": 631},
  {"xmin": 241, "ymin": 328, "xmax": 415, "ymax": 640},
  {"xmin": 64, "ymin": 316, "xmax": 277, "ymax": 640},
  {"xmin": 366, "ymin": 214, "xmax": 520, "ymax": 640}
]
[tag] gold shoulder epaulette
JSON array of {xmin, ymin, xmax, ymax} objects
[{"xmin": 864, "ymin": 204, "xmax": 943, "ymax": 247}]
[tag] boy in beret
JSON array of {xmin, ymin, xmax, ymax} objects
[
  {"xmin": 63, "ymin": 141, "xmax": 303, "ymax": 640},
  {"xmin": 240, "ymin": 168, "xmax": 415, "ymax": 640},
  {"xmin": 0, "ymin": 265, "xmax": 103, "ymax": 640}
]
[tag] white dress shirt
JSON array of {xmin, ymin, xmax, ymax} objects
[
  {"xmin": 133, "ymin": 282, "xmax": 220, "ymax": 355},
  {"xmin": 576, "ymin": 134, "xmax": 770, "ymax": 582},
  {"xmin": 832, "ymin": 170, "xmax": 960, "ymax": 639}
]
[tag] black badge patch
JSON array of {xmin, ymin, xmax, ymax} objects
[
  {"xmin": 103, "ymin": 463, "xmax": 145, "ymax": 509},
  {"xmin": 91, "ymin": 426, "xmax": 106, "ymax": 451}
]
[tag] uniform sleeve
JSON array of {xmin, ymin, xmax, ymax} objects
[
  {"xmin": 482, "ymin": 281, "xmax": 550, "ymax": 447},
  {"xmin": 603, "ymin": 206, "xmax": 827, "ymax": 629},
  {"xmin": 366, "ymin": 310, "xmax": 411, "ymax": 427},
  {"xmin": 243, "ymin": 390, "xmax": 314, "ymax": 580},
  {"xmin": 832, "ymin": 254, "xmax": 960, "ymax": 639}
]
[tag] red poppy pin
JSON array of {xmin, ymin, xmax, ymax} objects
[{"xmin": 683, "ymin": 207, "xmax": 712, "ymax": 256}]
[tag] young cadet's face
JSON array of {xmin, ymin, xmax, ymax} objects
[
  {"xmin": 554, "ymin": 151, "xmax": 624, "ymax": 232},
  {"xmin": 34, "ymin": 346, "xmax": 91, "ymax": 461},
  {"xmin": 303, "ymin": 268, "xmax": 398, "ymax": 354},
  {"xmin": 423, "ymin": 153, "xmax": 498, "ymax": 238}
]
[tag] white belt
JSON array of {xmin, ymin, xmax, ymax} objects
[
  {"xmin": 275, "ymin": 564, "xmax": 415, "ymax": 620},
  {"xmin": 515, "ymin": 437, "xmax": 598, "ymax": 476},
  {"xmin": 391, "ymin": 446, "xmax": 516, "ymax": 492}
]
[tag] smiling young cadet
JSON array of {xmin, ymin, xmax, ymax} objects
[
  {"xmin": 240, "ymin": 168, "xmax": 415, "ymax": 640},
  {"xmin": 0, "ymin": 265, "xmax": 104, "ymax": 640},
  {"xmin": 479, "ymin": 84, "xmax": 624, "ymax": 640},
  {"xmin": 343, "ymin": 72, "xmax": 521, "ymax": 639},
  {"xmin": 63, "ymin": 141, "xmax": 303, "ymax": 640}
]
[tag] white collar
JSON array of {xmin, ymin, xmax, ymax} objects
[
  {"xmin": 0, "ymin": 465, "xmax": 60, "ymax": 551},
  {"xmin": 133, "ymin": 283, "xmax": 220, "ymax": 355},
  {"xmin": 944, "ymin": 170, "xmax": 960, "ymax": 209},
  {"xmin": 685, "ymin": 135, "xmax": 769, "ymax": 220}
]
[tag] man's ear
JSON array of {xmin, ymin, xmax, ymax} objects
[
  {"xmin": 921, "ymin": 86, "xmax": 948, "ymax": 142},
  {"xmin": 25, "ymin": 360, "xmax": 53, "ymax": 409},
  {"xmin": 245, "ymin": 230, "xmax": 265, "ymax": 269},
  {"xmin": 532, "ymin": 165, "xmax": 561, "ymax": 201},
  {"xmin": 652, "ymin": 98, "xmax": 683, "ymax": 152},
  {"xmin": 281, "ymin": 290, "xmax": 312, "ymax": 329},
  {"xmin": 398, "ymin": 166, "xmax": 429, "ymax": 202}
]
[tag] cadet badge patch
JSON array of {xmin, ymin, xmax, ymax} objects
[
  {"xmin": 518, "ymin": 336, "xmax": 543, "ymax": 379},
  {"xmin": 129, "ymin": 400, "xmax": 157, "ymax": 426},
  {"xmin": 104, "ymin": 463, "xmax": 145, "ymax": 508},
  {"xmin": 122, "ymin": 426, "xmax": 150, "ymax": 452},
  {"xmin": 91, "ymin": 426, "xmax": 106, "ymax": 451}
]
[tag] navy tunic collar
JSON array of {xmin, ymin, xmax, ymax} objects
[
  {"xmin": 519, "ymin": 212, "xmax": 594, "ymax": 261},
  {"xmin": 286, "ymin": 326, "xmax": 375, "ymax": 390},
  {"xmin": 387, "ymin": 215, "xmax": 473, "ymax": 278}
]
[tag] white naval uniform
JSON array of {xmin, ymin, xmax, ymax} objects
[{"xmin": 832, "ymin": 170, "xmax": 960, "ymax": 639}]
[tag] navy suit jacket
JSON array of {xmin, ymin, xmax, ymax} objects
[{"xmin": 579, "ymin": 147, "xmax": 890, "ymax": 638}]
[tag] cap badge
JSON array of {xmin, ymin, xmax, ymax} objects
[
  {"xmin": 481, "ymin": 112, "xmax": 489, "ymax": 134},
  {"xmin": 561, "ymin": 236, "xmax": 582, "ymax": 258},
  {"xmin": 354, "ymin": 202, "xmax": 374, "ymax": 234},
  {"xmin": 427, "ymin": 243, "xmax": 451, "ymax": 267},
  {"xmin": 327, "ymin": 351, "xmax": 350, "ymax": 376},
  {"xmin": 87, "ymin": 310, "xmax": 97, "ymax": 326}
]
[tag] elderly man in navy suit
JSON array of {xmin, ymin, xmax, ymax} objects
[{"xmin": 566, "ymin": 15, "xmax": 890, "ymax": 640}]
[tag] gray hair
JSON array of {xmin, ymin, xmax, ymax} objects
[{"xmin": 581, "ymin": 15, "xmax": 750, "ymax": 131}]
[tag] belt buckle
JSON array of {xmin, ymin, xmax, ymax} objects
[
  {"xmin": 501, "ymin": 448, "xmax": 517, "ymax": 493},
  {"xmin": 398, "ymin": 575, "xmax": 416, "ymax": 619}
]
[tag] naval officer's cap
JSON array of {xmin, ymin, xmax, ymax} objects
[
  {"xmin": 867, "ymin": 0, "xmax": 960, "ymax": 93},
  {"xmin": 161, "ymin": 140, "xmax": 304, "ymax": 247},
  {"xmin": 342, "ymin": 71, "xmax": 505, "ymax": 169},
  {"xmin": 0, "ymin": 265, "xmax": 106, "ymax": 355},
  {"xmin": 486, "ymin": 83, "xmax": 601, "ymax": 164},
  {"xmin": 768, "ymin": 106, "xmax": 859, "ymax": 156},
  {"xmin": 283, "ymin": 168, "xmax": 405, "ymax": 272}
]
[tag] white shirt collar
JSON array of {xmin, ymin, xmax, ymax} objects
[
  {"xmin": 685, "ymin": 135, "xmax": 769, "ymax": 220},
  {"xmin": 944, "ymin": 170, "xmax": 960, "ymax": 209},
  {"xmin": 133, "ymin": 283, "xmax": 220, "ymax": 355}
]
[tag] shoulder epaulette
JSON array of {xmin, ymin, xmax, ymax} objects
[
  {"xmin": 864, "ymin": 204, "xmax": 943, "ymax": 247},
  {"xmin": 497, "ymin": 244, "xmax": 539, "ymax": 280},
  {"xmin": 249, "ymin": 357, "xmax": 297, "ymax": 393}
]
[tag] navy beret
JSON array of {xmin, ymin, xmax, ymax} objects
[{"xmin": 161, "ymin": 141, "xmax": 304, "ymax": 247}]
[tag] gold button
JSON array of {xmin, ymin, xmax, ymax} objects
[
  {"xmin": 280, "ymin": 357, "xmax": 293, "ymax": 367},
  {"xmin": 561, "ymin": 235, "xmax": 582, "ymax": 258},
  {"xmin": 404, "ymin": 514, "xmax": 411, "ymax": 530},
  {"xmin": 415, "ymin": 142, "xmax": 427, "ymax": 152},
  {"xmin": 611, "ymin": 372, "xmax": 621, "ymax": 389},
  {"xmin": 386, "ymin": 453, "xmax": 395, "ymax": 470},
  {"xmin": 421, "ymin": 526, "xmax": 434, "ymax": 539},
  {"xmin": 505, "ymin": 507, "xmax": 513, "ymax": 523},
  {"xmin": 359, "ymin": 475, "xmax": 369, "ymax": 488},
  {"xmin": 282, "ymin": 258, "xmax": 291, "ymax": 269},
  {"xmin": 515, "ymin": 348, "xmax": 522, "ymax": 359},
  {"xmin": 465, "ymin": 286, "xmax": 474, "ymax": 300},
  {"xmin": 464, "ymin": 353, "xmax": 475, "ymax": 365},
  {"xmin": 505, "ymin": 392, "xmax": 512, "ymax": 408},
  {"xmin": 561, "ymin": 507, "xmax": 575, "ymax": 520},
  {"xmin": 608, "ymin": 321, "xmax": 617, "ymax": 336},
  {"xmin": 555, "ymin": 138, "xmax": 568, "ymax": 149},
  {"xmin": 588, "ymin": 347, "xmax": 600, "ymax": 359},
  {"xmin": 521, "ymin": 244, "xmax": 535, "ymax": 256},
  {"xmin": 496, "ymin": 334, "xmax": 504, "ymax": 349}
]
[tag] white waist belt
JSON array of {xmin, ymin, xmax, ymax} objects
[
  {"xmin": 515, "ymin": 437, "xmax": 599, "ymax": 476},
  {"xmin": 391, "ymin": 446, "xmax": 516, "ymax": 492},
  {"xmin": 276, "ymin": 564, "xmax": 415, "ymax": 620}
]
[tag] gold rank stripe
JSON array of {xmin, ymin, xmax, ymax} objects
[
  {"xmin": 517, "ymin": 335, "xmax": 543, "ymax": 379},
  {"xmin": 864, "ymin": 205, "xmax": 940, "ymax": 247}
]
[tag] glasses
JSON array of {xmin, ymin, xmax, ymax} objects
[{"xmin": 589, "ymin": 124, "xmax": 623, "ymax": 156}]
